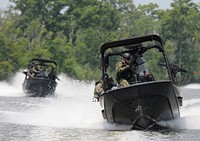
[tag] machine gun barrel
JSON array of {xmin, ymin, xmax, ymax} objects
[{"xmin": 158, "ymin": 62, "xmax": 188, "ymax": 73}]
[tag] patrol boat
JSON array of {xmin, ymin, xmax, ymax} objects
[
  {"xmin": 22, "ymin": 58, "xmax": 59, "ymax": 97},
  {"xmin": 95, "ymin": 34, "xmax": 187, "ymax": 130}
]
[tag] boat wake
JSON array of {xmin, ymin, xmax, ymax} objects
[
  {"xmin": 0, "ymin": 73, "xmax": 200, "ymax": 130},
  {"xmin": 159, "ymin": 84, "xmax": 200, "ymax": 130},
  {"xmin": 0, "ymin": 72, "xmax": 131, "ymax": 130},
  {"xmin": 0, "ymin": 73, "xmax": 25, "ymax": 97},
  {"xmin": 182, "ymin": 83, "xmax": 200, "ymax": 89}
]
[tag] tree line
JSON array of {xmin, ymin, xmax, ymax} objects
[{"xmin": 0, "ymin": 0, "xmax": 200, "ymax": 84}]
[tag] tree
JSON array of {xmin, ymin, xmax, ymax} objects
[
  {"xmin": 116, "ymin": 2, "xmax": 161, "ymax": 39},
  {"xmin": 160, "ymin": 0, "xmax": 200, "ymax": 83}
]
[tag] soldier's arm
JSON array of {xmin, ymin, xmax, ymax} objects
[{"xmin": 116, "ymin": 62, "xmax": 129, "ymax": 73}]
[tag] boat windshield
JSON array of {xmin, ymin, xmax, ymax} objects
[
  {"xmin": 102, "ymin": 44, "xmax": 170, "ymax": 88},
  {"xmin": 137, "ymin": 57, "xmax": 149, "ymax": 76}
]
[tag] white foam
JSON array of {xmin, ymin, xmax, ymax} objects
[
  {"xmin": 0, "ymin": 73, "xmax": 115, "ymax": 129},
  {"xmin": 159, "ymin": 93, "xmax": 200, "ymax": 130},
  {"xmin": 0, "ymin": 72, "xmax": 25, "ymax": 97},
  {"xmin": 182, "ymin": 83, "xmax": 200, "ymax": 89},
  {"xmin": 1, "ymin": 73, "xmax": 200, "ymax": 130}
]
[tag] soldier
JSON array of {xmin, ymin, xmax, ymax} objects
[
  {"xmin": 116, "ymin": 53, "xmax": 135, "ymax": 87},
  {"xmin": 28, "ymin": 65, "xmax": 40, "ymax": 78},
  {"xmin": 94, "ymin": 80, "xmax": 104, "ymax": 100}
]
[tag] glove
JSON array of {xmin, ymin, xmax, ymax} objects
[
  {"xmin": 121, "ymin": 65, "xmax": 130, "ymax": 71},
  {"xmin": 125, "ymin": 65, "xmax": 130, "ymax": 68}
]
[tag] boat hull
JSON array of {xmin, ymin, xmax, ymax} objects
[
  {"xmin": 22, "ymin": 78, "xmax": 57, "ymax": 97},
  {"xmin": 100, "ymin": 81, "xmax": 181, "ymax": 130}
]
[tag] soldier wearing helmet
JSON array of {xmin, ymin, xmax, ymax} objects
[{"xmin": 116, "ymin": 53, "xmax": 135, "ymax": 87}]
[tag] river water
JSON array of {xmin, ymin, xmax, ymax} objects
[{"xmin": 0, "ymin": 73, "xmax": 200, "ymax": 141}]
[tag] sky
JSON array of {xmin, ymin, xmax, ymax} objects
[
  {"xmin": 0, "ymin": 0, "xmax": 11, "ymax": 10},
  {"xmin": 134, "ymin": 0, "xmax": 200, "ymax": 9},
  {"xmin": 0, "ymin": 0, "xmax": 200, "ymax": 10}
]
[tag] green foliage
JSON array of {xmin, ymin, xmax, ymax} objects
[
  {"xmin": 0, "ymin": 61, "xmax": 13, "ymax": 80},
  {"xmin": 0, "ymin": 0, "xmax": 199, "ymax": 84},
  {"xmin": 159, "ymin": 0, "xmax": 200, "ymax": 83}
]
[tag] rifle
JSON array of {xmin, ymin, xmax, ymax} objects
[{"xmin": 158, "ymin": 62, "xmax": 188, "ymax": 85}]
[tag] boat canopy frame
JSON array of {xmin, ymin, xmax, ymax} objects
[
  {"xmin": 29, "ymin": 58, "xmax": 57, "ymax": 66},
  {"xmin": 99, "ymin": 34, "xmax": 173, "ymax": 82}
]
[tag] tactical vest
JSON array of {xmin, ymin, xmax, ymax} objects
[{"xmin": 116, "ymin": 68, "xmax": 135, "ymax": 83}]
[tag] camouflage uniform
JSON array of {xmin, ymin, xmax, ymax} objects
[
  {"xmin": 116, "ymin": 60, "xmax": 130, "ymax": 87},
  {"xmin": 94, "ymin": 80, "xmax": 104, "ymax": 98},
  {"xmin": 28, "ymin": 66, "xmax": 39, "ymax": 78}
]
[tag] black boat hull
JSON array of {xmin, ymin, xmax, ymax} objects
[
  {"xmin": 22, "ymin": 78, "xmax": 57, "ymax": 97},
  {"xmin": 100, "ymin": 81, "xmax": 181, "ymax": 130}
]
